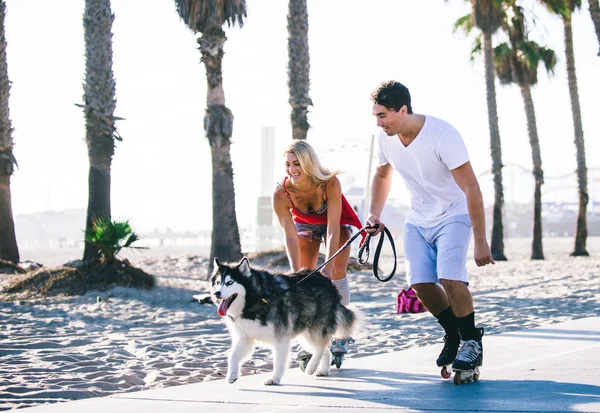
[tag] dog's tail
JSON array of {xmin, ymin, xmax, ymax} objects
[{"xmin": 333, "ymin": 304, "xmax": 363, "ymax": 339}]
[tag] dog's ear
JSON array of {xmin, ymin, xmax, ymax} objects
[
  {"xmin": 238, "ymin": 256, "xmax": 252, "ymax": 277},
  {"xmin": 210, "ymin": 258, "xmax": 221, "ymax": 279}
]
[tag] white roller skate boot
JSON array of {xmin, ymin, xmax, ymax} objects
[
  {"xmin": 451, "ymin": 327, "xmax": 484, "ymax": 385},
  {"xmin": 330, "ymin": 338, "xmax": 353, "ymax": 369}
]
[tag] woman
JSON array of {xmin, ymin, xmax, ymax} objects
[{"xmin": 272, "ymin": 140, "xmax": 365, "ymax": 357}]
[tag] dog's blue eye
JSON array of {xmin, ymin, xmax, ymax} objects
[{"xmin": 225, "ymin": 281, "xmax": 233, "ymax": 286}]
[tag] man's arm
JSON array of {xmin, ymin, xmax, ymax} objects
[
  {"xmin": 366, "ymin": 163, "xmax": 393, "ymax": 235},
  {"xmin": 450, "ymin": 161, "xmax": 495, "ymax": 267}
]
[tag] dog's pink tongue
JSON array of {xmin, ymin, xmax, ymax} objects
[{"xmin": 217, "ymin": 300, "xmax": 227, "ymax": 317}]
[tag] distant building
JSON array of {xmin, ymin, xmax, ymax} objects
[
  {"xmin": 260, "ymin": 126, "xmax": 275, "ymax": 198},
  {"xmin": 256, "ymin": 127, "xmax": 278, "ymax": 251},
  {"xmin": 14, "ymin": 209, "xmax": 86, "ymax": 248}
]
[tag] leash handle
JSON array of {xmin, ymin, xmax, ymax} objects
[{"xmin": 358, "ymin": 226, "xmax": 397, "ymax": 282}]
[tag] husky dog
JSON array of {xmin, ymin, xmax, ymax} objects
[{"xmin": 210, "ymin": 257, "xmax": 359, "ymax": 385}]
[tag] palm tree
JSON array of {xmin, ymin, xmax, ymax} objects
[
  {"xmin": 453, "ymin": 0, "xmax": 507, "ymax": 260},
  {"xmin": 174, "ymin": 0, "xmax": 245, "ymax": 268},
  {"xmin": 287, "ymin": 0, "xmax": 312, "ymax": 140},
  {"xmin": 493, "ymin": 3, "xmax": 557, "ymax": 259},
  {"xmin": 539, "ymin": 0, "xmax": 589, "ymax": 256},
  {"xmin": 589, "ymin": 0, "xmax": 600, "ymax": 56},
  {"xmin": 78, "ymin": 0, "xmax": 121, "ymax": 262},
  {"xmin": 0, "ymin": 0, "xmax": 19, "ymax": 264}
]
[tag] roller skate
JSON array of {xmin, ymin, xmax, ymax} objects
[
  {"xmin": 330, "ymin": 338, "xmax": 354, "ymax": 369},
  {"xmin": 436, "ymin": 333, "xmax": 460, "ymax": 379},
  {"xmin": 296, "ymin": 348, "xmax": 312, "ymax": 372},
  {"xmin": 451, "ymin": 328, "xmax": 484, "ymax": 385}
]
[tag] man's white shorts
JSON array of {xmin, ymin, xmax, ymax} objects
[{"xmin": 404, "ymin": 214, "xmax": 472, "ymax": 286}]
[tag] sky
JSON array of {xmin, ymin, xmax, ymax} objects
[{"xmin": 5, "ymin": 0, "xmax": 600, "ymax": 233}]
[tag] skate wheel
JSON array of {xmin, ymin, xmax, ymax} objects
[
  {"xmin": 473, "ymin": 372, "xmax": 480, "ymax": 382},
  {"xmin": 441, "ymin": 366, "xmax": 451, "ymax": 379},
  {"xmin": 331, "ymin": 354, "xmax": 343, "ymax": 369},
  {"xmin": 299, "ymin": 358, "xmax": 309, "ymax": 372},
  {"xmin": 453, "ymin": 372, "xmax": 462, "ymax": 385}
]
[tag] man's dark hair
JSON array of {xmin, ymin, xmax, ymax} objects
[{"xmin": 370, "ymin": 80, "xmax": 413, "ymax": 114}]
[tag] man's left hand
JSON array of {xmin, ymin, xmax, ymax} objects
[{"xmin": 474, "ymin": 240, "xmax": 495, "ymax": 267}]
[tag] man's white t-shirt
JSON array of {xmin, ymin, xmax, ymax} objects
[{"xmin": 377, "ymin": 115, "xmax": 470, "ymax": 228}]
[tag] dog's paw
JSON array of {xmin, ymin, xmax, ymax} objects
[
  {"xmin": 264, "ymin": 377, "xmax": 281, "ymax": 385},
  {"xmin": 316, "ymin": 367, "xmax": 330, "ymax": 377},
  {"xmin": 304, "ymin": 363, "xmax": 318, "ymax": 376},
  {"xmin": 226, "ymin": 372, "xmax": 239, "ymax": 384}
]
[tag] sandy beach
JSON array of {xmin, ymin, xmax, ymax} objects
[{"xmin": 1, "ymin": 237, "xmax": 599, "ymax": 411}]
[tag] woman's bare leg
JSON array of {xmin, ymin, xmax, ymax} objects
[
  {"xmin": 331, "ymin": 226, "xmax": 352, "ymax": 280},
  {"xmin": 297, "ymin": 236, "xmax": 321, "ymax": 270}
]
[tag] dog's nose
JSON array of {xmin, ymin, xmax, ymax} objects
[{"xmin": 214, "ymin": 291, "xmax": 221, "ymax": 299}]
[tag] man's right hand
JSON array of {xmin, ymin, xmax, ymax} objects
[{"xmin": 366, "ymin": 214, "xmax": 385, "ymax": 236}]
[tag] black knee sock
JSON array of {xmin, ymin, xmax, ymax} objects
[
  {"xmin": 457, "ymin": 311, "xmax": 479, "ymax": 341},
  {"xmin": 435, "ymin": 307, "xmax": 459, "ymax": 338}
]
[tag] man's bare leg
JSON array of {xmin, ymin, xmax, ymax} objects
[
  {"xmin": 440, "ymin": 279, "xmax": 473, "ymax": 317},
  {"xmin": 411, "ymin": 282, "xmax": 449, "ymax": 316}
]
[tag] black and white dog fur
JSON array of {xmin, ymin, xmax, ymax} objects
[{"xmin": 210, "ymin": 257, "xmax": 359, "ymax": 385}]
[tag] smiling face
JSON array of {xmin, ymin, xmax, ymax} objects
[
  {"xmin": 285, "ymin": 152, "xmax": 304, "ymax": 184},
  {"xmin": 373, "ymin": 104, "xmax": 406, "ymax": 136}
]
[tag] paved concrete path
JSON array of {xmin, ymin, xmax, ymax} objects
[{"xmin": 24, "ymin": 316, "xmax": 600, "ymax": 412}]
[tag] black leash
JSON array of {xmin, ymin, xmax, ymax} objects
[
  {"xmin": 294, "ymin": 225, "xmax": 372, "ymax": 287},
  {"xmin": 260, "ymin": 224, "xmax": 397, "ymax": 303},
  {"xmin": 357, "ymin": 226, "xmax": 397, "ymax": 282}
]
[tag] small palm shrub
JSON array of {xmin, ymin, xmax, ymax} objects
[{"xmin": 83, "ymin": 218, "xmax": 146, "ymax": 263}]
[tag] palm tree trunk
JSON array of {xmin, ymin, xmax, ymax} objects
[
  {"xmin": 0, "ymin": 174, "xmax": 19, "ymax": 263},
  {"xmin": 563, "ymin": 17, "xmax": 589, "ymax": 256},
  {"xmin": 519, "ymin": 84, "xmax": 544, "ymax": 260},
  {"xmin": 589, "ymin": 0, "xmax": 600, "ymax": 56},
  {"xmin": 198, "ymin": 28, "xmax": 242, "ymax": 269},
  {"xmin": 287, "ymin": 0, "xmax": 312, "ymax": 140},
  {"xmin": 81, "ymin": 0, "xmax": 118, "ymax": 262},
  {"xmin": 0, "ymin": 1, "xmax": 19, "ymax": 264},
  {"xmin": 483, "ymin": 33, "xmax": 507, "ymax": 261}
]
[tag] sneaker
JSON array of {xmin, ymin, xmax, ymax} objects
[
  {"xmin": 452, "ymin": 328, "xmax": 484, "ymax": 371},
  {"xmin": 436, "ymin": 333, "xmax": 460, "ymax": 367}
]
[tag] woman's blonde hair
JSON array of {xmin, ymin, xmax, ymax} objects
[{"xmin": 284, "ymin": 140, "xmax": 339, "ymax": 184}]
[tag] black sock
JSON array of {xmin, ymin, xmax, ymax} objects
[
  {"xmin": 457, "ymin": 311, "xmax": 479, "ymax": 341},
  {"xmin": 435, "ymin": 307, "xmax": 459, "ymax": 338}
]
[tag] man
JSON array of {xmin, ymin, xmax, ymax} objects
[{"xmin": 366, "ymin": 80, "xmax": 494, "ymax": 377}]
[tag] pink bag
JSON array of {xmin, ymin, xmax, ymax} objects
[{"xmin": 397, "ymin": 288, "xmax": 427, "ymax": 313}]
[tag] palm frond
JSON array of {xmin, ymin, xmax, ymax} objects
[
  {"xmin": 175, "ymin": 0, "xmax": 247, "ymax": 33},
  {"xmin": 122, "ymin": 232, "xmax": 140, "ymax": 249},
  {"xmin": 538, "ymin": 0, "xmax": 570, "ymax": 18},
  {"xmin": 493, "ymin": 43, "xmax": 514, "ymax": 84},
  {"xmin": 519, "ymin": 40, "xmax": 540, "ymax": 69},
  {"xmin": 537, "ymin": 44, "xmax": 558, "ymax": 74},
  {"xmin": 83, "ymin": 218, "xmax": 146, "ymax": 261},
  {"xmin": 469, "ymin": 35, "xmax": 483, "ymax": 61},
  {"xmin": 505, "ymin": 3, "xmax": 526, "ymax": 45},
  {"xmin": 569, "ymin": 0, "xmax": 583, "ymax": 12},
  {"xmin": 453, "ymin": 13, "xmax": 473, "ymax": 34},
  {"xmin": 454, "ymin": 12, "xmax": 480, "ymax": 62}
]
